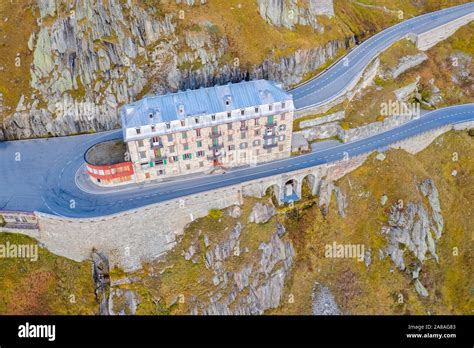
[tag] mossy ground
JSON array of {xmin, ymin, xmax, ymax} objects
[
  {"xmin": 0, "ymin": 232, "xmax": 96, "ymax": 314},
  {"xmin": 0, "ymin": 1, "xmax": 37, "ymax": 121},
  {"xmin": 344, "ymin": 21, "xmax": 474, "ymax": 128},
  {"xmin": 272, "ymin": 130, "xmax": 473, "ymax": 315}
]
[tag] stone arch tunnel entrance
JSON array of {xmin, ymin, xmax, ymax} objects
[{"xmin": 281, "ymin": 179, "xmax": 300, "ymax": 204}]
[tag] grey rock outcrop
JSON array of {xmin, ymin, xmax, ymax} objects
[
  {"xmin": 258, "ymin": 0, "xmax": 334, "ymax": 30},
  {"xmin": 381, "ymin": 179, "xmax": 444, "ymax": 297},
  {"xmin": 414, "ymin": 279, "xmax": 429, "ymax": 298},
  {"xmin": 227, "ymin": 205, "xmax": 242, "ymax": 219},
  {"xmin": 419, "ymin": 179, "xmax": 443, "ymax": 239},
  {"xmin": 334, "ymin": 186, "xmax": 347, "ymax": 218},
  {"xmin": 194, "ymin": 225, "xmax": 295, "ymax": 315},
  {"xmin": 248, "ymin": 202, "xmax": 276, "ymax": 224},
  {"xmin": 1, "ymin": 0, "xmax": 353, "ymax": 140},
  {"xmin": 312, "ymin": 283, "xmax": 341, "ymax": 315},
  {"xmin": 380, "ymin": 53, "xmax": 428, "ymax": 79}
]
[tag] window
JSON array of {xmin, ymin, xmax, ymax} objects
[
  {"xmin": 282, "ymin": 102, "xmax": 286, "ymax": 109},
  {"xmin": 269, "ymin": 104, "xmax": 273, "ymax": 111},
  {"xmin": 183, "ymin": 153, "xmax": 192, "ymax": 160},
  {"xmin": 167, "ymin": 134, "xmax": 173, "ymax": 142},
  {"xmin": 211, "ymin": 114, "xmax": 216, "ymax": 121},
  {"xmin": 255, "ymin": 118, "xmax": 259, "ymax": 126},
  {"xmin": 228, "ymin": 135, "xmax": 233, "ymax": 142},
  {"xmin": 279, "ymin": 135, "xmax": 286, "ymax": 141},
  {"xmin": 279, "ymin": 124, "xmax": 286, "ymax": 131},
  {"xmin": 197, "ymin": 140, "xmax": 202, "ymax": 148},
  {"xmin": 227, "ymin": 123, "xmax": 232, "ymax": 130},
  {"xmin": 151, "ymin": 125, "xmax": 155, "ymax": 132},
  {"xmin": 170, "ymin": 156, "xmax": 179, "ymax": 162},
  {"xmin": 227, "ymin": 112, "xmax": 231, "ymax": 118},
  {"xmin": 195, "ymin": 118, "xmax": 199, "ymax": 124},
  {"xmin": 279, "ymin": 145, "xmax": 284, "ymax": 151},
  {"xmin": 255, "ymin": 107, "xmax": 259, "ymax": 113},
  {"xmin": 199, "ymin": 161, "xmax": 204, "ymax": 167},
  {"xmin": 182, "ymin": 131, "xmax": 187, "ymax": 139},
  {"xmin": 186, "ymin": 164, "xmax": 191, "ymax": 170},
  {"xmin": 180, "ymin": 120, "xmax": 185, "ymax": 126},
  {"xmin": 157, "ymin": 169, "xmax": 165, "ymax": 175},
  {"xmin": 228, "ymin": 145, "xmax": 235, "ymax": 151},
  {"xmin": 196, "ymin": 129, "xmax": 201, "ymax": 137},
  {"xmin": 136, "ymin": 128, "xmax": 141, "ymax": 134},
  {"xmin": 139, "ymin": 151, "xmax": 147, "ymax": 159},
  {"xmin": 166, "ymin": 122, "xmax": 170, "ymax": 129},
  {"xmin": 240, "ymin": 142, "xmax": 248, "ymax": 149},
  {"xmin": 281, "ymin": 113, "xmax": 286, "ymax": 121},
  {"xmin": 240, "ymin": 109, "xmax": 245, "ymax": 116},
  {"xmin": 267, "ymin": 115, "xmax": 273, "ymax": 125},
  {"xmin": 138, "ymin": 140, "xmax": 144, "ymax": 147},
  {"xmin": 183, "ymin": 143, "xmax": 189, "ymax": 151},
  {"xmin": 241, "ymin": 132, "xmax": 246, "ymax": 139},
  {"xmin": 197, "ymin": 150, "xmax": 205, "ymax": 157},
  {"xmin": 253, "ymin": 139, "xmax": 260, "ymax": 147},
  {"xmin": 168, "ymin": 145, "xmax": 175, "ymax": 153},
  {"xmin": 254, "ymin": 130, "xmax": 260, "ymax": 136}
]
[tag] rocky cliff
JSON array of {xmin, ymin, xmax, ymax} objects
[
  {"xmin": 258, "ymin": 0, "xmax": 334, "ymax": 30},
  {"xmin": 0, "ymin": 0, "xmax": 351, "ymax": 140}
]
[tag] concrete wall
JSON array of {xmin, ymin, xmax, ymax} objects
[
  {"xmin": 4, "ymin": 121, "xmax": 471, "ymax": 271},
  {"xmin": 412, "ymin": 12, "xmax": 474, "ymax": 51}
]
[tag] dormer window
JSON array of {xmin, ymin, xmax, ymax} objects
[
  {"xmin": 211, "ymin": 115, "xmax": 216, "ymax": 121},
  {"xmin": 269, "ymin": 104, "xmax": 273, "ymax": 111},
  {"xmin": 255, "ymin": 107, "xmax": 259, "ymax": 113},
  {"xmin": 178, "ymin": 104, "xmax": 185, "ymax": 115},
  {"xmin": 151, "ymin": 125, "xmax": 155, "ymax": 132},
  {"xmin": 166, "ymin": 122, "xmax": 170, "ymax": 129},
  {"xmin": 281, "ymin": 102, "xmax": 286, "ymax": 109},
  {"xmin": 227, "ymin": 112, "xmax": 231, "ymax": 118},
  {"xmin": 195, "ymin": 118, "xmax": 199, "ymax": 124},
  {"xmin": 240, "ymin": 109, "xmax": 245, "ymax": 116},
  {"xmin": 136, "ymin": 128, "xmax": 141, "ymax": 134},
  {"xmin": 180, "ymin": 120, "xmax": 185, "ymax": 127}
]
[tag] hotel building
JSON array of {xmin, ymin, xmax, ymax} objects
[{"xmin": 119, "ymin": 79, "xmax": 295, "ymax": 183}]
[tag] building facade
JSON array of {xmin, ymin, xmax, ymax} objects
[{"xmin": 120, "ymin": 80, "xmax": 294, "ymax": 183}]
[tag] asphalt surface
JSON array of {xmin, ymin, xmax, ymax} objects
[
  {"xmin": 290, "ymin": 2, "xmax": 474, "ymax": 109},
  {"xmin": 1, "ymin": 3, "xmax": 474, "ymax": 218},
  {"xmin": 1, "ymin": 104, "xmax": 472, "ymax": 217}
]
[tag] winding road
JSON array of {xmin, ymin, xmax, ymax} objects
[{"xmin": 1, "ymin": 3, "xmax": 473, "ymax": 218}]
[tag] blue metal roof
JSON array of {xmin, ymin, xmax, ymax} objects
[{"xmin": 121, "ymin": 80, "xmax": 292, "ymax": 129}]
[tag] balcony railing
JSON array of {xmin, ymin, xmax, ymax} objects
[
  {"xmin": 263, "ymin": 132, "xmax": 276, "ymax": 140},
  {"xmin": 207, "ymin": 152, "xmax": 223, "ymax": 161},
  {"xmin": 263, "ymin": 142, "xmax": 278, "ymax": 149},
  {"xmin": 209, "ymin": 131, "xmax": 222, "ymax": 139},
  {"xmin": 265, "ymin": 122, "xmax": 277, "ymax": 128},
  {"xmin": 151, "ymin": 141, "xmax": 164, "ymax": 148},
  {"xmin": 208, "ymin": 143, "xmax": 224, "ymax": 150},
  {"xmin": 240, "ymin": 125, "xmax": 248, "ymax": 131}
]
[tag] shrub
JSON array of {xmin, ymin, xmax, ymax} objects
[{"xmin": 209, "ymin": 209, "xmax": 223, "ymax": 220}]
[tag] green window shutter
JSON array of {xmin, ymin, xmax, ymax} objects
[
  {"xmin": 149, "ymin": 161, "xmax": 154, "ymax": 167},
  {"xmin": 182, "ymin": 154, "xmax": 185, "ymax": 160},
  {"xmin": 163, "ymin": 159, "xmax": 167, "ymax": 165},
  {"xmin": 189, "ymin": 154, "xmax": 192, "ymax": 159},
  {"xmin": 268, "ymin": 115, "xmax": 273, "ymax": 125}
]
